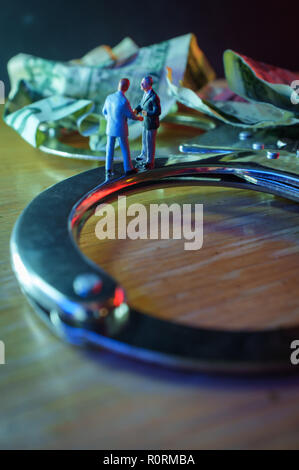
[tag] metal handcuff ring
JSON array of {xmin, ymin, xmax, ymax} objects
[{"xmin": 10, "ymin": 151, "xmax": 299, "ymax": 373}]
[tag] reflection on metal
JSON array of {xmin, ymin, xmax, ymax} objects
[
  {"xmin": 252, "ymin": 142, "xmax": 265, "ymax": 150},
  {"xmin": 0, "ymin": 341, "xmax": 5, "ymax": 365},
  {"xmin": 179, "ymin": 144, "xmax": 233, "ymax": 155},
  {"xmin": 185, "ymin": 123, "xmax": 299, "ymax": 154},
  {"xmin": 0, "ymin": 80, "xmax": 4, "ymax": 105},
  {"xmin": 163, "ymin": 113, "xmax": 216, "ymax": 130},
  {"xmin": 39, "ymin": 137, "xmax": 116, "ymax": 161},
  {"xmin": 267, "ymin": 151, "xmax": 280, "ymax": 160},
  {"xmin": 10, "ymin": 152, "xmax": 299, "ymax": 373}
]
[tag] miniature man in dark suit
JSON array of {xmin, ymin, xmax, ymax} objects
[{"xmin": 134, "ymin": 76, "xmax": 161, "ymax": 170}]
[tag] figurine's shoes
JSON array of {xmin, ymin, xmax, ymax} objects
[
  {"xmin": 125, "ymin": 168, "xmax": 138, "ymax": 176},
  {"xmin": 144, "ymin": 162, "xmax": 154, "ymax": 170},
  {"xmin": 135, "ymin": 154, "xmax": 146, "ymax": 162},
  {"xmin": 105, "ymin": 170, "xmax": 115, "ymax": 180}
]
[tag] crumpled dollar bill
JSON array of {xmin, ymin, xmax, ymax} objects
[
  {"xmin": 167, "ymin": 51, "xmax": 299, "ymax": 129},
  {"xmin": 3, "ymin": 34, "xmax": 215, "ymax": 152},
  {"xmin": 223, "ymin": 49, "xmax": 299, "ymax": 112}
]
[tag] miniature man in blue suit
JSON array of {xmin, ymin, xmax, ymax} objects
[
  {"xmin": 134, "ymin": 76, "xmax": 161, "ymax": 170},
  {"xmin": 102, "ymin": 78, "xmax": 143, "ymax": 179}
]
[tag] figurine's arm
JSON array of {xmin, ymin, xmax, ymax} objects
[
  {"xmin": 102, "ymin": 99, "xmax": 108, "ymax": 119},
  {"xmin": 125, "ymin": 100, "xmax": 142, "ymax": 121},
  {"xmin": 146, "ymin": 95, "xmax": 161, "ymax": 117},
  {"xmin": 134, "ymin": 104, "xmax": 142, "ymax": 114}
]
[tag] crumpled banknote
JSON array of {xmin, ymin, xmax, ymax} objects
[
  {"xmin": 3, "ymin": 34, "xmax": 215, "ymax": 152},
  {"xmin": 167, "ymin": 51, "xmax": 299, "ymax": 129},
  {"xmin": 223, "ymin": 49, "xmax": 299, "ymax": 112}
]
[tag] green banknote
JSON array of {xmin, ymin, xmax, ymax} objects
[{"xmin": 3, "ymin": 33, "xmax": 215, "ymax": 153}]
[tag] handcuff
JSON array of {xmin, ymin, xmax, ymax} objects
[{"xmin": 10, "ymin": 149, "xmax": 299, "ymax": 373}]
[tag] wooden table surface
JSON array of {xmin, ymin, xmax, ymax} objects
[{"xmin": 1, "ymin": 104, "xmax": 299, "ymax": 449}]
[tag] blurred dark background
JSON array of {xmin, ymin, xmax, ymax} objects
[{"xmin": 1, "ymin": 0, "xmax": 298, "ymax": 93}]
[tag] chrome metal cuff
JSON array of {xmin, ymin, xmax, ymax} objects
[{"xmin": 10, "ymin": 150, "xmax": 299, "ymax": 373}]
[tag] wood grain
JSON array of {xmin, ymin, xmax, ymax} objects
[
  {"xmin": 80, "ymin": 185, "xmax": 299, "ymax": 330},
  {"xmin": 1, "ymin": 105, "xmax": 299, "ymax": 449}
]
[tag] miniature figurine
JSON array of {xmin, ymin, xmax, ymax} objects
[
  {"xmin": 102, "ymin": 78, "xmax": 143, "ymax": 179},
  {"xmin": 134, "ymin": 76, "xmax": 161, "ymax": 169}
]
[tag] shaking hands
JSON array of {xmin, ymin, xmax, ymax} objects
[{"xmin": 133, "ymin": 109, "xmax": 144, "ymax": 121}]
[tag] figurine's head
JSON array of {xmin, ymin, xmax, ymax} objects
[
  {"xmin": 118, "ymin": 78, "xmax": 130, "ymax": 93},
  {"xmin": 141, "ymin": 76, "xmax": 153, "ymax": 92}
]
